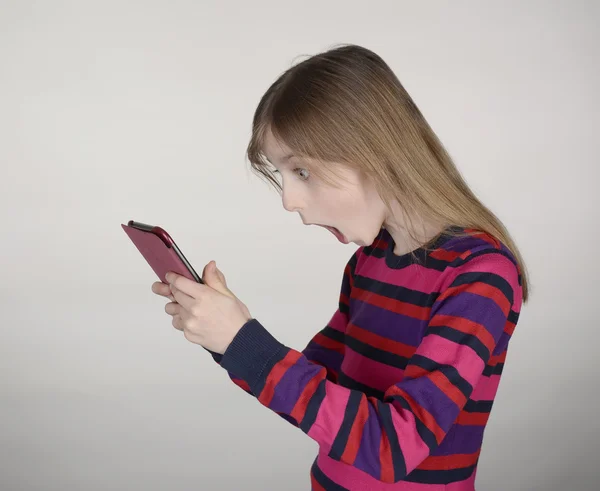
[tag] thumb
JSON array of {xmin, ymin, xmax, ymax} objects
[{"xmin": 202, "ymin": 260, "xmax": 234, "ymax": 298}]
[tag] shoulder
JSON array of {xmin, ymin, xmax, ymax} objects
[{"xmin": 435, "ymin": 229, "xmax": 523, "ymax": 309}]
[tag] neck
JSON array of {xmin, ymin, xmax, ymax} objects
[{"xmin": 382, "ymin": 209, "xmax": 443, "ymax": 256}]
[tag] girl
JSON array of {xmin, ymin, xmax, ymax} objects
[{"xmin": 153, "ymin": 44, "xmax": 529, "ymax": 490}]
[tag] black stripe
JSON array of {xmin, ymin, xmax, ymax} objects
[
  {"xmin": 376, "ymin": 400, "xmax": 407, "ymax": 481},
  {"xmin": 344, "ymin": 334, "xmax": 410, "ymax": 370},
  {"xmin": 464, "ymin": 399, "xmax": 493, "ymax": 413},
  {"xmin": 363, "ymin": 244, "xmax": 460, "ymax": 271},
  {"xmin": 300, "ymin": 378, "xmax": 327, "ymax": 433},
  {"xmin": 404, "ymin": 464, "xmax": 477, "ymax": 484},
  {"xmin": 353, "ymin": 275, "xmax": 438, "ymax": 307},
  {"xmin": 337, "ymin": 371, "xmax": 384, "ymax": 399},
  {"xmin": 251, "ymin": 347, "xmax": 288, "ymax": 396},
  {"xmin": 450, "ymin": 271, "xmax": 514, "ymax": 305},
  {"xmin": 337, "ymin": 250, "xmax": 358, "ymax": 316},
  {"xmin": 311, "ymin": 459, "xmax": 350, "ymax": 490},
  {"xmin": 364, "ymin": 238, "xmax": 519, "ymax": 276},
  {"xmin": 321, "ymin": 326, "xmax": 345, "ymax": 343},
  {"xmin": 408, "ymin": 354, "xmax": 474, "ymax": 400},
  {"xmin": 347, "ymin": 248, "xmax": 359, "ymax": 272},
  {"xmin": 277, "ymin": 412, "xmax": 299, "ymax": 427},
  {"xmin": 338, "ymin": 300, "xmax": 349, "ymax": 316},
  {"xmin": 508, "ymin": 309, "xmax": 519, "ymax": 324},
  {"xmin": 483, "ymin": 362, "xmax": 503, "ymax": 377},
  {"xmin": 427, "ymin": 325, "xmax": 491, "ymax": 363},
  {"xmin": 329, "ymin": 391, "xmax": 363, "ymax": 460},
  {"xmin": 387, "ymin": 394, "xmax": 438, "ymax": 453}
]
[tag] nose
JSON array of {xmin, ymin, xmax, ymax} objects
[{"xmin": 281, "ymin": 187, "xmax": 302, "ymax": 213}]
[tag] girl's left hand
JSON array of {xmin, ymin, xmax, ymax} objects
[{"xmin": 152, "ymin": 261, "xmax": 252, "ymax": 354}]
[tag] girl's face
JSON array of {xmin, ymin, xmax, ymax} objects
[{"xmin": 262, "ymin": 128, "xmax": 388, "ymax": 247}]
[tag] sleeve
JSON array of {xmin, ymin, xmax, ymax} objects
[
  {"xmin": 207, "ymin": 249, "xmax": 358, "ymax": 396},
  {"xmin": 217, "ymin": 250, "xmax": 522, "ymax": 483}
]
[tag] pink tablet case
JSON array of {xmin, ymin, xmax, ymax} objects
[{"xmin": 122, "ymin": 223, "xmax": 199, "ymax": 284}]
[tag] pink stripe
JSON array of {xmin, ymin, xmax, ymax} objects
[
  {"xmin": 343, "ymin": 347, "xmax": 405, "ymax": 392},
  {"xmin": 471, "ymin": 374, "xmax": 501, "ymax": 401},
  {"xmin": 315, "ymin": 448, "xmax": 476, "ymax": 490},
  {"xmin": 439, "ymin": 253, "xmax": 522, "ymax": 309},
  {"xmin": 361, "ymin": 252, "xmax": 521, "ymax": 312},
  {"xmin": 307, "ymin": 381, "xmax": 350, "ymax": 453},
  {"xmin": 389, "ymin": 403, "xmax": 431, "ymax": 474},
  {"xmin": 327, "ymin": 309, "xmax": 348, "ymax": 333},
  {"xmin": 417, "ymin": 335, "xmax": 485, "ymax": 387}
]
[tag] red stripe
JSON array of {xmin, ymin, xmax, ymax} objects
[
  {"xmin": 310, "ymin": 471, "xmax": 327, "ymax": 491},
  {"xmin": 489, "ymin": 351, "xmax": 507, "ymax": 365},
  {"xmin": 428, "ymin": 370, "xmax": 467, "ymax": 408},
  {"xmin": 417, "ymin": 450, "xmax": 481, "ymax": 470},
  {"xmin": 464, "ymin": 229, "xmax": 501, "ymax": 248},
  {"xmin": 345, "ymin": 263, "xmax": 354, "ymax": 290},
  {"xmin": 258, "ymin": 350, "xmax": 301, "ymax": 406},
  {"xmin": 313, "ymin": 332, "xmax": 345, "ymax": 354},
  {"xmin": 404, "ymin": 364, "xmax": 466, "ymax": 408},
  {"xmin": 506, "ymin": 320, "xmax": 516, "ymax": 336},
  {"xmin": 339, "ymin": 291, "xmax": 349, "ymax": 307},
  {"xmin": 348, "ymin": 324, "xmax": 417, "ymax": 359},
  {"xmin": 231, "ymin": 377, "xmax": 251, "ymax": 393},
  {"xmin": 457, "ymin": 411, "xmax": 489, "ymax": 426},
  {"xmin": 377, "ymin": 407, "xmax": 394, "ymax": 483},
  {"xmin": 436, "ymin": 281, "xmax": 511, "ymax": 316},
  {"xmin": 387, "ymin": 386, "xmax": 445, "ymax": 444},
  {"xmin": 341, "ymin": 396, "xmax": 369, "ymax": 464},
  {"xmin": 429, "ymin": 249, "xmax": 463, "ymax": 261},
  {"xmin": 353, "ymin": 286, "xmax": 431, "ymax": 320},
  {"xmin": 429, "ymin": 314, "xmax": 496, "ymax": 353},
  {"xmin": 289, "ymin": 371, "xmax": 324, "ymax": 423}
]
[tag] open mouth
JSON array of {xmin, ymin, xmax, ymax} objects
[{"xmin": 314, "ymin": 224, "xmax": 349, "ymax": 244}]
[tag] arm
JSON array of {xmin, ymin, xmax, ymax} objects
[
  {"xmin": 207, "ymin": 249, "xmax": 359, "ymax": 394},
  {"xmin": 218, "ymin": 251, "xmax": 522, "ymax": 483}
]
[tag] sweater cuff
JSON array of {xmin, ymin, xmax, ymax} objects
[
  {"xmin": 219, "ymin": 318, "xmax": 286, "ymax": 388},
  {"xmin": 203, "ymin": 347, "xmax": 223, "ymax": 363}
]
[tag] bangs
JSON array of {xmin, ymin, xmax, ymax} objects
[{"xmin": 246, "ymin": 104, "xmax": 354, "ymax": 192}]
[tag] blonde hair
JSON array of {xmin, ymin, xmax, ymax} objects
[{"xmin": 246, "ymin": 44, "xmax": 530, "ymax": 302}]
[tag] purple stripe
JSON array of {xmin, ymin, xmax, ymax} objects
[
  {"xmin": 268, "ymin": 356, "xmax": 322, "ymax": 414},
  {"xmin": 444, "ymin": 236, "xmax": 489, "ymax": 253},
  {"xmin": 354, "ymin": 403, "xmax": 382, "ymax": 477},
  {"xmin": 433, "ymin": 424, "xmax": 485, "ymax": 456},
  {"xmin": 349, "ymin": 299, "xmax": 427, "ymax": 346},
  {"xmin": 400, "ymin": 377, "xmax": 459, "ymax": 432},
  {"xmin": 432, "ymin": 292, "xmax": 506, "ymax": 341}
]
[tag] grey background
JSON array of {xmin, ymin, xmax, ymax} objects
[{"xmin": 1, "ymin": 1, "xmax": 598, "ymax": 490}]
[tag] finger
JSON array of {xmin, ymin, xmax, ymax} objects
[
  {"xmin": 172, "ymin": 314, "xmax": 183, "ymax": 331},
  {"xmin": 202, "ymin": 262, "xmax": 210, "ymax": 283},
  {"xmin": 165, "ymin": 301, "xmax": 181, "ymax": 316},
  {"xmin": 152, "ymin": 281, "xmax": 172, "ymax": 298},
  {"xmin": 166, "ymin": 272, "xmax": 203, "ymax": 298},
  {"xmin": 170, "ymin": 285, "xmax": 196, "ymax": 311}
]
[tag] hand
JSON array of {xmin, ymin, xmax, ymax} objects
[{"xmin": 151, "ymin": 261, "xmax": 252, "ymax": 354}]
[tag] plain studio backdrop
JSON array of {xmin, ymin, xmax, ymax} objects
[{"xmin": 1, "ymin": 1, "xmax": 598, "ymax": 490}]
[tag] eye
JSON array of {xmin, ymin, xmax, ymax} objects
[
  {"xmin": 272, "ymin": 168, "xmax": 309, "ymax": 181},
  {"xmin": 294, "ymin": 168, "xmax": 310, "ymax": 181}
]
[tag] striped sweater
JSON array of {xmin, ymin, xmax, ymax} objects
[{"xmin": 210, "ymin": 226, "xmax": 522, "ymax": 490}]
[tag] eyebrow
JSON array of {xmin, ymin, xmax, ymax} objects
[{"xmin": 266, "ymin": 153, "xmax": 296, "ymax": 168}]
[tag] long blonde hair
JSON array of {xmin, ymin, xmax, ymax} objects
[{"xmin": 246, "ymin": 44, "xmax": 530, "ymax": 302}]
